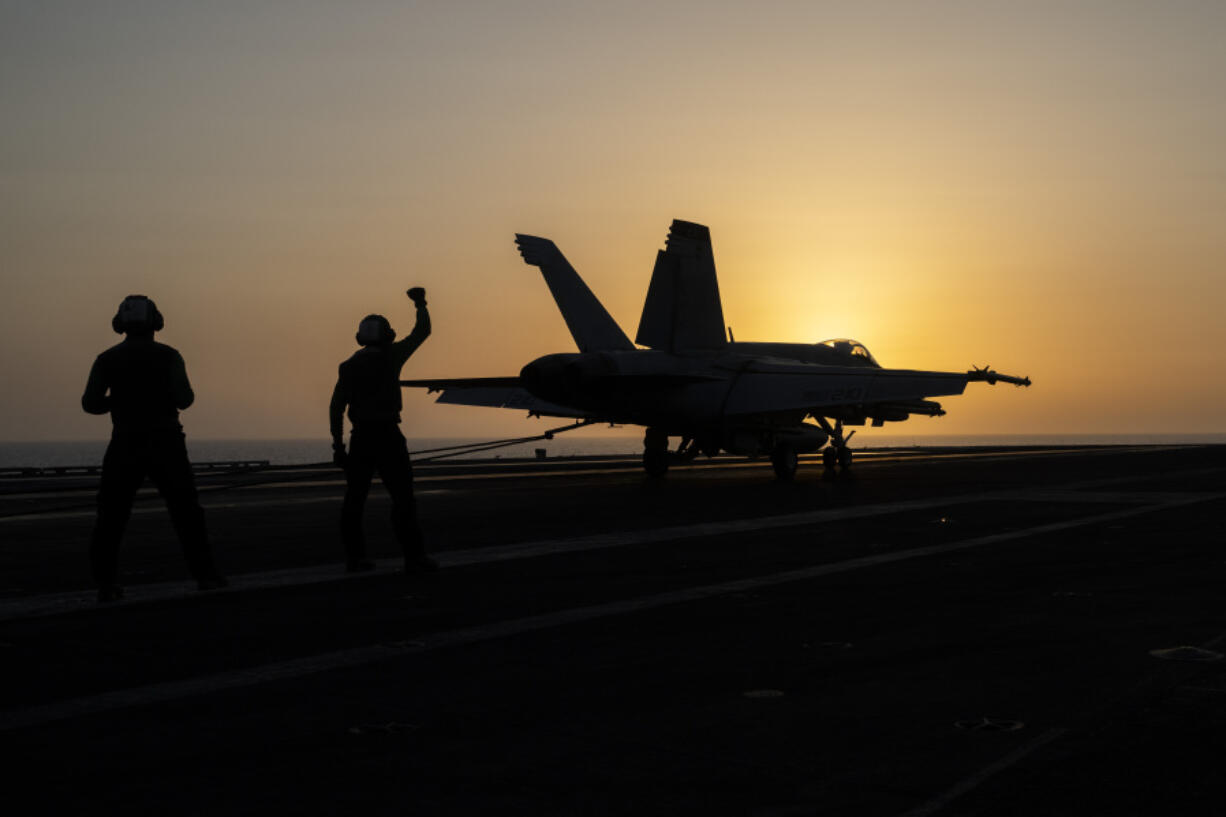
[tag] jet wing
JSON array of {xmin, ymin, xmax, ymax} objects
[
  {"xmin": 400, "ymin": 377, "xmax": 588, "ymax": 418},
  {"xmin": 721, "ymin": 363, "xmax": 974, "ymax": 418}
]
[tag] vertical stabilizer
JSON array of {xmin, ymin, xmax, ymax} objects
[
  {"xmin": 514, "ymin": 234, "xmax": 634, "ymax": 353},
  {"xmin": 635, "ymin": 220, "xmax": 727, "ymax": 352}
]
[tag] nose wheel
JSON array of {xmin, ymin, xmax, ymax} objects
[
  {"xmin": 822, "ymin": 445, "xmax": 853, "ymax": 470},
  {"xmin": 817, "ymin": 418, "xmax": 855, "ymax": 475}
]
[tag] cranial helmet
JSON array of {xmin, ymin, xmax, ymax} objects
[
  {"xmin": 112, "ymin": 295, "xmax": 165, "ymax": 334},
  {"xmin": 356, "ymin": 314, "xmax": 395, "ymax": 346}
]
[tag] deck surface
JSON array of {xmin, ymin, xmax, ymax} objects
[{"xmin": 2, "ymin": 445, "xmax": 1225, "ymax": 816}]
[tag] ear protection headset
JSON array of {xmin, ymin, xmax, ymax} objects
[
  {"xmin": 355, "ymin": 314, "xmax": 396, "ymax": 346},
  {"xmin": 112, "ymin": 295, "xmax": 165, "ymax": 334}
]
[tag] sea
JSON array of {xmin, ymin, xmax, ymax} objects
[{"xmin": 2, "ymin": 433, "xmax": 1224, "ymax": 470}]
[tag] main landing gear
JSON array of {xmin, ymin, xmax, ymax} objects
[
  {"xmin": 643, "ymin": 432, "xmax": 715, "ymax": 477},
  {"xmin": 642, "ymin": 425, "xmax": 852, "ymax": 482},
  {"xmin": 643, "ymin": 427, "xmax": 670, "ymax": 477},
  {"xmin": 770, "ymin": 443, "xmax": 799, "ymax": 481}
]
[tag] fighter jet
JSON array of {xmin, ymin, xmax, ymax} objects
[{"xmin": 403, "ymin": 220, "xmax": 1030, "ymax": 479}]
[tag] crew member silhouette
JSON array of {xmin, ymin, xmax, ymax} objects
[
  {"xmin": 82, "ymin": 295, "xmax": 226, "ymax": 602},
  {"xmin": 330, "ymin": 287, "xmax": 437, "ymax": 573}
]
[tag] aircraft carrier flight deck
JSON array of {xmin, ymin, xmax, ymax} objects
[{"xmin": 2, "ymin": 445, "xmax": 1225, "ymax": 816}]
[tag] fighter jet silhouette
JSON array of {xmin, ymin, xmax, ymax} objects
[{"xmin": 403, "ymin": 220, "xmax": 1029, "ymax": 479}]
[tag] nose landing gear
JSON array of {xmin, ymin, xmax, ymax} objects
[{"xmin": 817, "ymin": 418, "xmax": 855, "ymax": 476}]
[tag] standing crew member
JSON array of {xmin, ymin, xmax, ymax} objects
[
  {"xmin": 330, "ymin": 287, "xmax": 437, "ymax": 573},
  {"xmin": 82, "ymin": 295, "xmax": 226, "ymax": 602}
]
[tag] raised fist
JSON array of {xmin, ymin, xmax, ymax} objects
[{"xmin": 407, "ymin": 287, "xmax": 427, "ymax": 305}]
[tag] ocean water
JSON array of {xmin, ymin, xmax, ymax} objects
[{"xmin": 1, "ymin": 433, "xmax": 1224, "ymax": 470}]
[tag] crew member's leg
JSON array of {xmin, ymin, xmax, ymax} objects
[
  {"xmin": 90, "ymin": 435, "xmax": 145, "ymax": 600},
  {"xmin": 376, "ymin": 428, "xmax": 433, "ymax": 571},
  {"xmin": 341, "ymin": 428, "xmax": 378, "ymax": 570},
  {"xmin": 147, "ymin": 431, "xmax": 224, "ymax": 588}
]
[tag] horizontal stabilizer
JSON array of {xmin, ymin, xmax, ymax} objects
[
  {"xmin": 514, "ymin": 234, "xmax": 634, "ymax": 353},
  {"xmin": 635, "ymin": 220, "xmax": 727, "ymax": 352}
]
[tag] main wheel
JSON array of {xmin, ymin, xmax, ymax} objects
[
  {"xmin": 643, "ymin": 447, "xmax": 669, "ymax": 477},
  {"xmin": 822, "ymin": 447, "xmax": 838, "ymax": 470},
  {"xmin": 643, "ymin": 428, "xmax": 669, "ymax": 477},
  {"xmin": 771, "ymin": 444, "xmax": 798, "ymax": 481}
]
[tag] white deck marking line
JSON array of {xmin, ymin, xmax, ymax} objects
[
  {"xmin": 2, "ymin": 492, "xmax": 1222, "ymax": 732},
  {"xmin": 0, "ymin": 452, "xmax": 897, "ymax": 498},
  {"xmin": 0, "ymin": 447, "xmax": 1201, "ymax": 515},
  {"xmin": 0, "ymin": 484, "xmax": 1168, "ymax": 618},
  {"xmin": 5, "ymin": 459, "xmax": 1220, "ymax": 527},
  {"xmin": 0, "ymin": 455, "xmax": 951, "ymax": 498},
  {"xmin": 2, "ymin": 491, "xmax": 992, "ymax": 619},
  {"xmin": 895, "ymin": 629, "xmax": 1226, "ymax": 816},
  {"xmin": 4, "ymin": 476, "xmax": 1225, "ymax": 620},
  {"xmin": 0, "ymin": 491, "xmax": 453, "ymax": 523},
  {"xmin": 995, "ymin": 489, "xmax": 1210, "ymax": 505},
  {"xmin": 2, "ymin": 445, "xmax": 1177, "ymax": 499},
  {"xmin": 896, "ymin": 728, "xmax": 1070, "ymax": 817},
  {"xmin": 226, "ymin": 446, "xmax": 1193, "ymax": 488},
  {"xmin": 213, "ymin": 448, "xmax": 1155, "ymax": 489}
]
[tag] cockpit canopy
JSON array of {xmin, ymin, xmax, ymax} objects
[{"xmin": 816, "ymin": 339, "xmax": 879, "ymax": 367}]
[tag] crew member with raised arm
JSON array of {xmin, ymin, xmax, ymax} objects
[
  {"xmin": 82, "ymin": 295, "xmax": 226, "ymax": 602},
  {"xmin": 330, "ymin": 287, "xmax": 437, "ymax": 573}
]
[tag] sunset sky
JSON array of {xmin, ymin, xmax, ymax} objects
[{"xmin": 3, "ymin": 0, "xmax": 1224, "ymax": 443}]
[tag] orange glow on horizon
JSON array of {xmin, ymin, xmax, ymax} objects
[{"xmin": 3, "ymin": 2, "xmax": 1225, "ymax": 442}]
